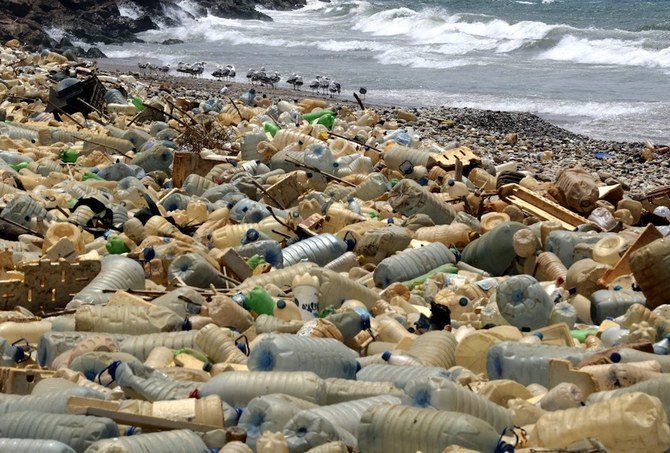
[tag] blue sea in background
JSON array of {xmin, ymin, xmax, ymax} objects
[{"xmin": 95, "ymin": 0, "xmax": 670, "ymax": 143}]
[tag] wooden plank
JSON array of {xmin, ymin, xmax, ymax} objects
[
  {"xmin": 263, "ymin": 172, "xmax": 301, "ymax": 209},
  {"xmin": 599, "ymin": 223, "xmax": 662, "ymax": 286},
  {"xmin": 499, "ymin": 183, "xmax": 589, "ymax": 229},
  {"xmin": 84, "ymin": 407, "xmax": 221, "ymax": 432}
]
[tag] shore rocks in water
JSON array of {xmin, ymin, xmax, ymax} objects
[{"xmin": 0, "ymin": 0, "xmax": 307, "ymax": 49}]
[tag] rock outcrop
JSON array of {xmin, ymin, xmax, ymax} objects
[{"xmin": 0, "ymin": 0, "xmax": 307, "ymax": 51}]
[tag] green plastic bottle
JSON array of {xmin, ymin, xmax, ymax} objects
[
  {"xmin": 263, "ymin": 122, "xmax": 280, "ymax": 137},
  {"xmin": 83, "ymin": 172, "xmax": 104, "ymax": 181},
  {"xmin": 10, "ymin": 161, "xmax": 28, "ymax": 172},
  {"xmin": 302, "ymin": 109, "xmax": 335, "ymax": 123},
  {"xmin": 318, "ymin": 305, "xmax": 336, "ymax": 318},
  {"xmin": 316, "ymin": 113, "xmax": 335, "ymax": 130},
  {"xmin": 106, "ymin": 236, "xmax": 130, "ymax": 254},
  {"xmin": 245, "ymin": 287, "xmax": 276, "ymax": 316},
  {"xmin": 246, "ymin": 255, "xmax": 266, "ymax": 270},
  {"xmin": 571, "ymin": 328, "xmax": 599, "ymax": 343},
  {"xmin": 60, "ymin": 148, "xmax": 78, "ymax": 163}
]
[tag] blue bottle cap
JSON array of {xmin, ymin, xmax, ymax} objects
[
  {"xmin": 276, "ymin": 300, "xmax": 287, "ymax": 309},
  {"xmin": 610, "ymin": 352, "xmax": 622, "ymax": 363},
  {"xmin": 381, "ymin": 351, "xmax": 392, "ymax": 361},
  {"xmin": 458, "ymin": 297, "xmax": 469, "ymax": 307},
  {"xmin": 533, "ymin": 331, "xmax": 544, "ymax": 339}
]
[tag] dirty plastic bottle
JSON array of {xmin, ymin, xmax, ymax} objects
[
  {"xmin": 590, "ymin": 289, "xmax": 647, "ymax": 324},
  {"xmin": 196, "ymin": 323, "xmax": 247, "ymax": 364},
  {"xmin": 358, "ymin": 404, "xmax": 501, "ymax": 453},
  {"xmin": 586, "ymin": 376, "xmax": 670, "ymax": 418},
  {"xmin": 74, "ymin": 304, "xmax": 183, "ymax": 335},
  {"xmin": 236, "ymin": 240, "xmax": 284, "ymax": 268},
  {"xmin": 310, "ymin": 268, "xmax": 380, "ymax": 311},
  {"xmin": 388, "ymin": 179, "xmax": 455, "ymax": 225},
  {"xmin": 198, "ymin": 371, "xmax": 326, "ymax": 406},
  {"xmin": 239, "ymin": 394, "xmax": 317, "ymax": 448},
  {"xmin": 68, "ymin": 255, "xmax": 145, "ymax": 308},
  {"xmin": 248, "ymin": 334, "xmax": 358, "ymax": 379},
  {"xmin": 168, "ymin": 252, "xmax": 229, "ymax": 289},
  {"xmin": 236, "ymin": 263, "xmax": 317, "ymax": 291},
  {"xmin": 530, "ymin": 392, "xmax": 670, "ymax": 452},
  {"xmin": 404, "ymin": 331, "xmax": 457, "ymax": 369},
  {"xmin": 285, "ymin": 395, "xmax": 401, "ymax": 451},
  {"xmin": 245, "ymin": 286, "xmax": 276, "ymax": 316},
  {"xmin": 85, "ymin": 429, "xmax": 209, "ymax": 452},
  {"xmin": 282, "ymin": 234, "xmax": 348, "ymax": 267},
  {"xmin": 0, "ymin": 439, "xmax": 75, "ymax": 453},
  {"xmin": 0, "ymin": 411, "xmax": 119, "ymax": 452},
  {"xmin": 461, "ymin": 222, "xmax": 527, "ymax": 276},
  {"xmin": 630, "ymin": 238, "xmax": 670, "ymax": 309},
  {"xmin": 119, "ymin": 330, "xmax": 198, "ymax": 361},
  {"xmin": 404, "ymin": 376, "xmax": 513, "ymax": 432},
  {"xmin": 112, "ymin": 361, "xmax": 198, "ymax": 402},
  {"xmin": 356, "ymin": 364, "xmax": 452, "ymax": 389},
  {"xmin": 323, "ymin": 252, "xmax": 359, "ymax": 273},
  {"xmin": 373, "ymin": 242, "xmax": 456, "ymax": 288},
  {"xmin": 544, "ymin": 230, "xmax": 604, "ymax": 267},
  {"xmin": 0, "ymin": 387, "xmax": 103, "ymax": 415},
  {"xmin": 351, "ymin": 173, "xmax": 388, "ymax": 201},
  {"xmin": 555, "ymin": 165, "xmax": 599, "ymax": 215},
  {"xmin": 323, "ymin": 378, "xmax": 402, "ymax": 405},
  {"xmin": 535, "ymin": 251, "xmax": 568, "ymax": 283},
  {"xmin": 496, "ymin": 275, "xmax": 554, "ymax": 330}
]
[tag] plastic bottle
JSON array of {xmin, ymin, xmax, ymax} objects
[
  {"xmin": 529, "ymin": 392, "xmax": 670, "ymax": 452},
  {"xmin": 414, "ymin": 223, "xmax": 477, "ymax": 250},
  {"xmin": 405, "ymin": 331, "xmax": 457, "ymax": 369},
  {"xmin": 585, "ymin": 376, "xmax": 670, "ymax": 418},
  {"xmin": 75, "ymin": 304, "xmax": 183, "ymax": 335},
  {"xmin": 358, "ymin": 404, "xmax": 501, "ymax": 453},
  {"xmin": 555, "ymin": 165, "xmax": 599, "ymax": 215},
  {"xmin": 282, "ymin": 234, "xmax": 348, "ymax": 267},
  {"xmin": 112, "ymin": 361, "xmax": 198, "ymax": 402},
  {"xmin": 351, "ymin": 173, "xmax": 388, "ymax": 201},
  {"xmin": 403, "ymin": 376, "xmax": 513, "ymax": 432},
  {"xmin": 356, "ymin": 364, "xmax": 452, "ymax": 389},
  {"xmin": 617, "ymin": 304, "xmax": 670, "ymax": 340},
  {"xmin": 592, "ymin": 235, "xmax": 627, "ymax": 265},
  {"xmin": 388, "ymin": 179, "xmax": 455, "ymax": 225},
  {"xmin": 245, "ymin": 286, "xmax": 276, "ymax": 316},
  {"xmin": 468, "ymin": 167, "xmax": 497, "ymax": 191},
  {"xmin": 461, "ymin": 222, "xmax": 527, "ymax": 276},
  {"xmin": 323, "ymin": 252, "xmax": 359, "ymax": 273},
  {"xmin": 486, "ymin": 342, "xmax": 592, "ymax": 387},
  {"xmin": 248, "ymin": 334, "xmax": 358, "ymax": 379},
  {"xmin": 495, "ymin": 275, "xmax": 554, "ymax": 330},
  {"xmin": 118, "ymin": 330, "xmax": 198, "ymax": 361},
  {"xmin": 629, "ymin": 238, "xmax": 670, "ymax": 309},
  {"xmin": 237, "ymin": 263, "xmax": 317, "ymax": 291},
  {"xmin": 0, "ymin": 320, "xmax": 51, "ymax": 345},
  {"xmin": 590, "ymin": 289, "xmax": 647, "ymax": 324},
  {"xmin": 310, "ymin": 268, "xmax": 381, "ymax": 311},
  {"xmin": 285, "ymin": 395, "xmax": 401, "ymax": 451},
  {"xmin": 535, "ymin": 251, "xmax": 568, "ymax": 283},
  {"xmin": 0, "ymin": 411, "xmax": 119, "ymax": 452},
  {"xmin": 168, "ymin": 252, "xmax": 229, "ymax": 289},
  {"xmin": 236, "ymin": 240, "xmax": 283, "ymax": 268},
  {"xmin": 544, "ymin": 230, "xmax": 604, "ymax": 267},
  {"xmin": 196, "ymin": 324, "xmax": 247, "ymax": 364},
  {"xmin": 0, "ymin": 439, "xmax": 75, "ymax": 453},
  {"xmin": 68, "ymin": 255, "xmax": 145, "ymax": 308},
  {"xmin": 85, "ymin": 429, "xmax": 210, "ymax": 453},
  {"xmin": 373, "ymin": 242, "xmax": 456, "ymax": 288},
  {"xmin": 198, "ymin": 371, "xmax": 326, "ymax": 406}
]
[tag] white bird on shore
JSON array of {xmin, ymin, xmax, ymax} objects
[
  {"xmin": 286, "ymin": 73, "xmax": 299, "ymax": 89},
  {"xmin": 319, "ymin": 76, "xmax": 330, "ymax": 94},
  {"xmin": 309, "ymin": 76, "xmax": 321, "ymax": 93},
  {"xmin": 227, "ymin": 65, "xmax": 236, "ymax": 80},
  {"xmin": 294, "ymin": 75, "xmax": 304, "ymax": 90},
  {"xmin": 328, "ymin": 80, "xmax": 341, "ymax": 98}
]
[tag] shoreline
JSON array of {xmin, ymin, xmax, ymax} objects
[{"xmin": 98, "ymin": 64, "xmax": 670, "ymax": 193}]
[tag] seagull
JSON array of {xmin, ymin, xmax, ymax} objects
[
  {"xmin": 309, "ymin": 76, "xmax": 321, "ymax": 94},
  {"xmin": 294, "ymin": 75, "xmax": 304, "ymax": 90},
  {"xmin": 226, "ymin": 64, "xmax": 236, "ymax": 80},
  {"xmin": 159, "ymin": 64, "xmax": 170, "ymax": 76},
  {"xmin": 359, "ymin": 87, "xmax": 367, "ymax": 99},
  {"xmin": 269, "ymin": 71, "xmax": 281, "ymax": 88},
  {"xmin": 212, "ymin": 65, "xmax": 228, "ymax": 80},
  {"xmin": 286, "ymin": 73, "xmax": 299, "ymax": 89},
  {"xmin": 319, "ymin": 76, "xmax": 330, "ymax": 94},
  {"xmin": 240, "ymin": 87, "xmax": 256, "ymax": 106},
  {"xmin": 328, "ymin": 80, "xmax": 341, "ymax": 98}
]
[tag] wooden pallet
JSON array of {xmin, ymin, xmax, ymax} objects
[
  {"xmin": 427, "ymin": 146, "xmax": 481, "ymax": 170},
  {"xmin": 498, "ymin": 183, "xmax": 589, "ymax": 230}
]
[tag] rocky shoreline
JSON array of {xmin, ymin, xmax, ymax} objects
[
  {"xmin": 0, "ymin": 0, "xmax": 306, "ymax": 52},
  {"xmin": 102, "ymin": 69, "xmax": 670, "ymax": 194}
]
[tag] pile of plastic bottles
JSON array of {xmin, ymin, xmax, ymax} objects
[{"xmin": 0, "ymin": 43, "xmax": 669, "ymax": 453}]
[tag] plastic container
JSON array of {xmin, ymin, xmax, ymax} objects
[
  {"xmin": 168, "ymin": 252, "xmax": 229, "ymax": 289},
  {"xmin": 310, "ymin": 268, "xmax": 380, "ymax": 311},
  {"xmin": 544, "ymin": 230, "xmax": 604, "ymax": 268},
  {"xmin": 535, "ymin": 251, "xmax": 568, "ymax": 283},
  {"xmin": 373, "ymin": 242, "xmax": 456, "ymax": 288},
  {"xmin": 590, "ymin": 289, "xmax": 647, "ymax": 324},
  {"xmin": 112, "ymin": 362, "xmax": 198, "ymax": 402},
  {"xmin": 284, "ymin": 395, "xmax": 401, "ymax": 451},
  {"xmin": 37, "ymin": 332, "xmax": 127, "ymax": 368},
  {"xmin": 85, "ymin": 429, "xmax": 210, "ymax": 452},
  {"xmin": 119, "ymin": 330, "xmax": 198, "ymax": 361},
  {"xmin": 404, "ymin": 376, "xmax": 513, "ymax": 432},
  {"xmin": 388, "ymin": 179, "xmax": 456, "ymax": 225},
  {"xmin": 238, "ymin": 394, "xmax": 318, "ymax": 448},
  {"xmin": 530, "ymin": 392, "xmax": 670, "ymax": 452},
  {"xmin": 281, "ymin": 234, "xmax": 348, "ymax": 267},
  {"xmin": 323, "ymin": 378, "xmax": 402, "ymax": 405},
  {"xmin": 196, "ymin": 323, "xmax": 247, "ymax": 364},
  {"xmin": 461, "ymin": 222, "xmax": 527, "ymax": 276},
  {"xmin": 555, "ymin": 165, "xmax": 599, "ymax": 215},
  {"xmin": 0, "ymin": 411, "xmax": 119, "ymax": 452},
  {"xmin": 495, "ymin": 275, "xmax": 553, "ymax": 330},
  {"xmin": 248, "ymin": 334, "xmax": 358, "ymax": 379},
  {"xmin": 323, "ymin": 252, "xmax": 359, "ymax": 273},
  {"xmin": 75, "ymin": 304, "xmax": 183, "ymax": 335},
  {"xmin": 630, "ymin": 238, "xmax": 670, "ymax": 309},
  {"xmin": 68, "ymin": 256, "xmax": 145, "ymax": 308},
  {"xmin": 404, "ymin": 331, "xmax": 457, "ymax": 369},
  {"xmin": 351, "ymin": 173, "xmax": 388, "ymax": 201},
  {"xmin": 358, "ymin": 404, "xmax": 501, "ymax": 453},
  {"xmin": 198, "ymin": 371, "xmax": 326, "ymax": 406},
  {"xmin": 0, "ymin": 439, "xmax": 75, "ymax": 453},
  {"xmin": 585, "ymin": 375, "xmax": 670, "ymax": 418},
  {"xmin": 356, "ymin": 364, "xmax": 452, "ymax": 389},
  {"xmin": 486, "ymin": 342, "xmax": 592, "ymax": 387},
  {"xmin": 617, "ymin": 304, "xmax": 670, "ymax": 340},
  {"xmin": 0, "ymin": 387, "xmax": 103, "ymax": 415}
]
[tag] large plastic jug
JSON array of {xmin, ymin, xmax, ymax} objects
[
  {"xmin": 75, "ymin": 304, "xmax": 183, "ymax": 335},
  {"xmin": 119, "ymin": 330, "xmax": 198, "ymax": 361},
  {"xmin": 198, "ymin": 371, "xmax": 326, "ymax": 406},
  {"xmin": 358, "ymin": 404, "xmax": 501, "ymax": 453},
  {"xmin": 282, "ymin": 234, "xmax": 348, "ymax": 267},
  {"xmin": 554, "ymin": 165, "xmax": 599, "ymax": 215},
  {"xmin": 388, "ymin": 179, "xmax": 455, "ymax": 225},
  {"xmin": 0, "ymin": 411, "xmax": 119, "ymax": 452},
  {"xmin": 0, "ymin": 387, "xmax": 103, "ymax": 415},
  {"xmin": 496, "ymin": 275, "xmax": 553, "ymax": 330},
  {"xmin": 586, "ymin": 375, "xmax": 670, "ymax": 419},
  {"xmin": 0, "ymin": 439, "xmax": 75, "ymax": 453},
  {"xmin": 248, "ymin": 334, "xmax": 358, "ymax": 379},
  {"xmin": 324, "ymin": 378, "xmax": 403, "ymax": 405},
  {"xmin": 529, "ymin": 392, "xmax": 670, "ymax": 452},
  {"xmin": 373, "ymin": 242, "xmax": 456, "ymax": 288},
  {"xmin": 629, "ymin": 238, "xmax": 670, "ymax": 309},
  {"xmin": 461, "ymin": 222, "xmax": 526, "ymax": 276},
  {"xmin": 68, "ymin": 255, "xmax": 145, "ymax": 308},
  {"xmin": 356, "ymin": 364, "xmax": 452, "ymax": 389},
  {"xmin": 85, "ymin": 429, "xmax": 210, "ymax": 452},
  {"xmin": 404, "ymin": 331, "xmax": 457, "ymax": 369},
  {"xmin": 590, "ymin": 289, "xmax": 647, "ymax": 324}
]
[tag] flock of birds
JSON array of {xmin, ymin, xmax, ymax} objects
[{"xmin": 137, "ymin": 61, "xmax": 367, "ymax": 99}]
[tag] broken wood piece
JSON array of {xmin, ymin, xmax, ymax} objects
[
  {"xmin": 599, "ymin": 223, "xmax": 662, "ymax": 286},
  {"xmin": 548, "ymin": 359, "xmax": 596, "ymax": 397}
]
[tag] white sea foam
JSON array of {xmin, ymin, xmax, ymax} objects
[
  {"xmin": 538, "ymin": 35, "xmax": 670, "ymax": 68},
  {"xmin": 117, "ymin": 1, "xmax": 143, "ymax": 20}
]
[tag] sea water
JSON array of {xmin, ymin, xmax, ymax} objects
[{"xmin": 94, "ymin": 0, "xmax": 669, "ymax": 143}]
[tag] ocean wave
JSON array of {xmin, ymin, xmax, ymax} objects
[
  {"xmin": 374, "ymin": 49, "xmax": 478, "ymax": 69},
  {"xmin": 538, "ymin": 35, "xmax": 670, "ymax": 68}
]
